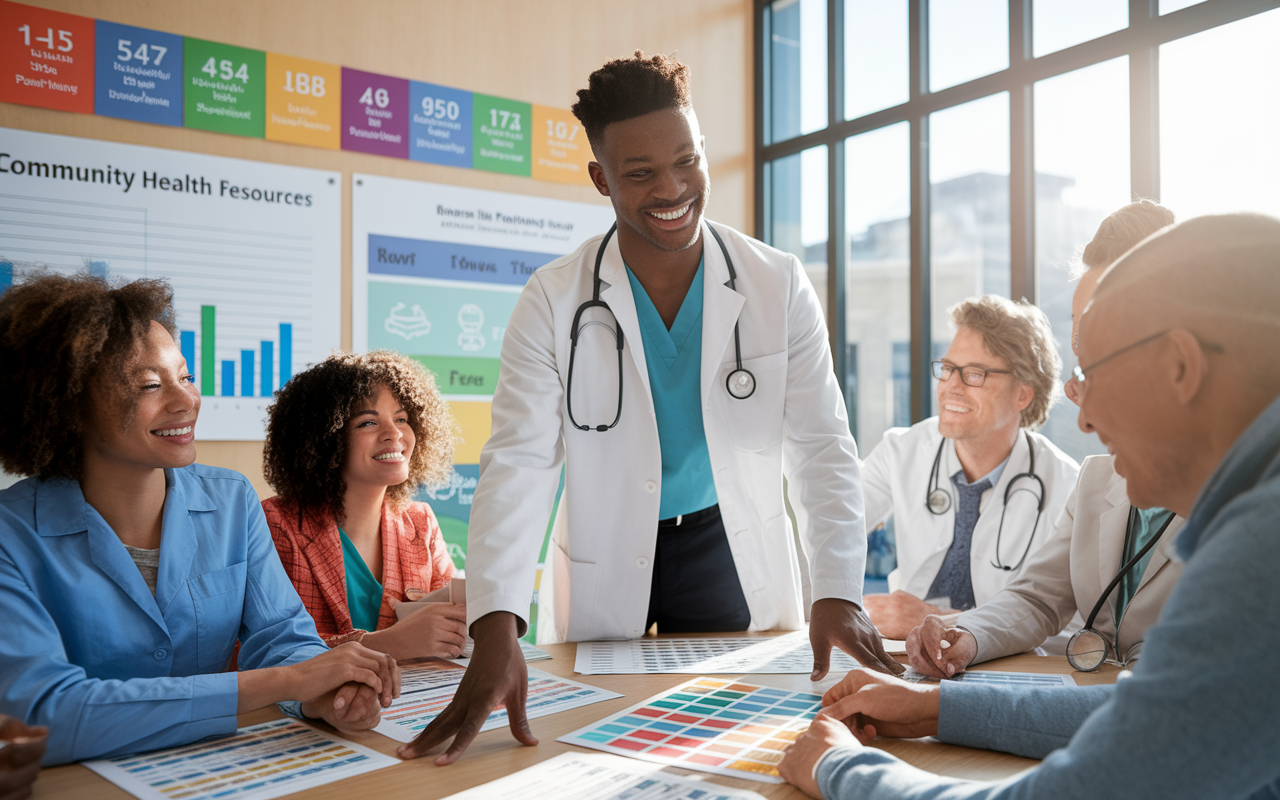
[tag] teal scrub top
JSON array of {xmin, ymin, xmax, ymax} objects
[
  {"xmin": 338, "ymin": 528, "xmax": 384, "ymax": 632},
  {"xmin": 1116, "ymin": 507, "xmax": 1175, "ymax": 624},
  {"xmin": 625, "ymin": 259, "xmax": 719, "ymax": 519}
]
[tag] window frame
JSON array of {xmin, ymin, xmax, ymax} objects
[{"xmin": 755, "ymin": 0, "xmax": 1280, "ymax": 430}]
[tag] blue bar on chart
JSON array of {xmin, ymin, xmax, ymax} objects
[
  {"xmin": 241, "ymin": 350, "xmax": 255, "ymax": 397},
  {"xmin": 87, "ymin": 259, "xmax": 109, "ymax": 278},
  {"xmin": 260, "ymin": 341, "xmax": 274, "ymax": 397},
  {"xmin": 180, "ymin": 330, "xmax": 196, "ymax": 381},
  {"xmin": 280, "ymin": 323, "xmax": 293, "ymax": 384},
  {"xmin": 221, "ymin": 361, "xmax": 235, "ymax": 397},
  {"xmin": 1, "ymin": 260, "xmax": 13, "ymax": 293}
]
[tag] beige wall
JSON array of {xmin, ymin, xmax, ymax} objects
[{"xmin": 2, "ymin": 0, "xmax": 754, "ymax": 498}]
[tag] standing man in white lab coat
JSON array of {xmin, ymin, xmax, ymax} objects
[
  {"xmin": 398, "ymin": 51, "xmax": 898, "ymax": 765},
  {"xmin": 860, "ymin": 296, "xmax": 1080, "ymax": 639}
]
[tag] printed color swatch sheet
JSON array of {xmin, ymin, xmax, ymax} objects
[
  {"xmin": 901, "ymin": 668, "xmax": 1077, "ymax": 687},
  {"xmin": 375, "ymin": 662, "xmax": 622, "ymax": 743},
  {"xmin": 575, "ymin": 631, "xmax": 863, "ymax": 675},
  {"xmin": 84, "ymin": 719, "xmax": 396, "ymax": 800},
  {"xmin": 559, "ymin": 677, "xmax": 823, "ymax": 784}
]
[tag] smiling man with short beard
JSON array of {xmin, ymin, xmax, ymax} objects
[{"xmin": 398, "ymin": 51, "xmax": 899, "ymax": 766}]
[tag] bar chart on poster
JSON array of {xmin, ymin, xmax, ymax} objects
[
  {"xmin": 352, "ymin": 173, "xmax": 612, "ymax": 580},
  {"xmin": 0, "ymin": 127, "xmax": 340, "ymax": 439}
]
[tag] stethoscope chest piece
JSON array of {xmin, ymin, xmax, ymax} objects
[
  {"xmin": 726, "ymin": 368, "xmax": 756, "ymax": 399},
  {"xmin": 926, "ymin": 488, "xmax": 952, "ymax": 515}
]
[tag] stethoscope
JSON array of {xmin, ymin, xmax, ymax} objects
[
  {"xmin": 565, "ymin": 221, "xmax": 756, "ymax": 433},
  {"xmin": 925, "ymin": 431, "xmax": 1046, "ymax": 572},
  {"xmin": 1066, "ymin": 508, "xmax": 1176, "ymax": 672}
]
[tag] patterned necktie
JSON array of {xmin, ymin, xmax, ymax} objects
[{"xmin": 924, "ymin": 473, "xmax": 992, "ymax": 612}]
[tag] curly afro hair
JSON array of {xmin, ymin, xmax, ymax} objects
[
  {"xmin": 0, "ymin": 271, "xmax": 177, "ymax": 480},
  {"xmin": 262, "ymin": 350, "xmax": 457, "ymax": 521},
  {"xmin": 571, "ymin": 50, "xmax": 692, "ymax": 148}
]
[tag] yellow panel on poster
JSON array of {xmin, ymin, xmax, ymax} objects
[
  {"xmin": 265, "ymin": 52, "xmax": 341, "ymax": 149},
  {"xmin": 531, "ymin": 104, "xmax": 593, "ymax": 185},
  {"xmin": 449, "ymin": 400, "xmax": 492, "ymax": 464}
]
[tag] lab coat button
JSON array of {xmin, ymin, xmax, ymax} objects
[
  {"xmin": 636, "ymin": 557, "xmax": 650, "ymax": 569},
  {"xmin": 153, "ymin": 649, "xmax": 167, "ymax": 660},
  {"xmin": 644, "ymin": 480, "xmax": 657, "ymax": 493}
]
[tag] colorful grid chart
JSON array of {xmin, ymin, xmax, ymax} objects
[
  {"xmin": 560, "ymin": 677, "xmax": 824, "ymax": 784},
  {"xmin": 374, "ymin": 662, "xmax": 622, "ymax": 743},
  {"xmin": 0, "ymin": 0, "xmax": 594, "ymax": 183},
  {"xmin": 575, "ymin": 631, "xmax": 864, "ymax": 675},
  {"xmin": 84, "ymin": 719, "xmax": 397, "ymax": 800}
]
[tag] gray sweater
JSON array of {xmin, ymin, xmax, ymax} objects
[{"xmin": 818, "ymin": 395, "xmax": 1280, "ymax": 800}]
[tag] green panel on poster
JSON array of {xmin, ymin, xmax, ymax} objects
[
  {"xmin": 472, "ymin": 93, "xmax": 531, "ymax": 176},
  {"xmin": 183, "ymin": 37, "xmax": 265, "ymax": 137}
]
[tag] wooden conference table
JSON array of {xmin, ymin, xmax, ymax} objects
[{"xmin": 33, "ymin": 633, "xmax": 1120, "ymax": 800}]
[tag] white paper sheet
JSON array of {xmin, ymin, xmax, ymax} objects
[
  {"xmin": 85, "ymin": 719, "xmax": 396, "ymax": 800},
  {"xmin": 442, "ymin": 752, "xmax": 768, "ymax": 800},
  {"xmin": 575, "ymin": 631, "xmax": 869, "ymax": 675},
  {"xmin": 900, "ymin": 666, "xmax": 1077, "ymax": 686},
  {"xmin": 374, "ymin": 662, "xmax": 621, "ymax": 743}
]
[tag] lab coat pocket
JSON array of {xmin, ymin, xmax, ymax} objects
[
  {"xmin": 719, "ymin": 350, "xmax": 788, "ymax": 452},
  {"xmin": 189, "ymin": 561, "xmax": 248, "ymax": 672},
  {"xmin": 551, "ymin": 539, "xmax": 602, "ymax": 642}
]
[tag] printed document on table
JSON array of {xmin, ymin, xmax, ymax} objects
[
  {"xmin": 442, "ymin": 752, "xmax": 768, "ymax": 800},
  {"xmin": 901, "ymin": 667, "xmax": 1077, "ymax": 686},
  {"xmin": 375, "ymin": 661, "xmax": 621, "ymax": 743},
  {"xmin": 575, "ymin": 630, "xmax": 866, "ymax": 675},
  {"xmin": 85, "ymin": 719, "xmax": 396, "ymax": 800}
]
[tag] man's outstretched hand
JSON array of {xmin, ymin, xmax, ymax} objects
[
  {"xmin": 809, "ymin": 597, "xmax": 905, "ymax": 679},
  {"xmin": 395, "ymin": 611, "xmax": 538, "ymax": 765}
]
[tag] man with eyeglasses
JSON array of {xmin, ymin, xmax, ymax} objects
[
  {"xmin": 779, "ymin": 212, "xmax": 1280, "ymax": 800},
  {"xmin": 859, "ymin": 295, "xmax": 1080, "ymax": 640}
]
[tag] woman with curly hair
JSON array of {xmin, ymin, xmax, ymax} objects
[
  {"xmin": 261, "ymin": 351, "xmax": 465, "ymax": 660},
  {"xmin": 0, "ymin": 273, "xmax": 399, "ymax": 766}
]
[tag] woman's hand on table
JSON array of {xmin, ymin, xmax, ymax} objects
[
  {"xmin": 0, "ymin": 715, "xmax": 47, "ymax": 800},
  {"xmin": 301, "ymin": 684, "xmax": 385, "ymax": 732},
  {"xmin": 809, "ymin": 598, "xmax": 904, "ymax": 678},
  {"xmin": 906, "ymin": 615, "xmax": 978, "ymax": 679},
  {"xmin": 397, "ymin": 611, "xmax": 537, "ymax": 765},
  {"xmin": 822, "ymin": 668, "xmax": 941, "ymax": 742},
  {"xmin": 292, "ymin": 641, "xmax": 401, "ymax": 708},
  {"xmin": 365, "ymin": 602, "xmax": 468, "ymax": 661},
  {"xmin": 862, "ymin": 591, "xmax": 948, "ymax": 641},
  {"xmin": 779, "ymin": 714, "xmax": 860, "ymax": 799}
]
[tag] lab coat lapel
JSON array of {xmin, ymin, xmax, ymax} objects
[
  {"xmin": 597, "ymin": 234, "xmax": 652, "ymax": 399},
  {"xmin": 1097, "ymin": 476, "xmax": 1131, "ymax": 592},
  {"xmin": 153, "ymin": 470, "xmax": 212, "ymax": 617},
  {"xmin": 700, "ymin": 223, "xmax": 746, "ymax": 403},
  {"xmin": 1133, "ymin": 515, "xmax": 1179, "ymax": 595}
]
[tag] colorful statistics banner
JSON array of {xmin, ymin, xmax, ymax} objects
[
  {"xmin": 0, "ymin": 127, "xmax": 341, "ymax": 439},
  {"xmin": 0, "ymin": 1, "xmax": 595, "ymax": 184},
  {"xmin": 351, "ymin": 174, "xmax": 612, "ymax": 586}
]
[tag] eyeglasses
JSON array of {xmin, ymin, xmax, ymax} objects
[
  {"xmin": 1072, "ymin": 329, "xmax": 1225, "ymax": 386},
  {"xmin": 932, "ymin": 360, "xmax": 1011, "ymax": 388}
]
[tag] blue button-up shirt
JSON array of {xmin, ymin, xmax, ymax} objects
[{"xmin": 0, "ymin": 464, "xmax": 328, "ymax": 765}]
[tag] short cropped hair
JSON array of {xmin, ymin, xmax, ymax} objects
[
  {"xmin": 950, "ymin": 295, "xmax": 1061, "ymax": 429},
  {"xmin": 1070, "ymin": 199, "xmax": 1176, "ymax": 278},
  {"xmin": 263, "ymin": 350, "xmax": 456, "ymax": 521},
  {"xmin": 0, "ymin": 272, "xmax": 176, "ymax": 480},
  {"xmin": 572, "ymin": 50, "xmax": 692, "ymax": 148}
]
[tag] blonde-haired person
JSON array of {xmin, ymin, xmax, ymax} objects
[
  {"xmin": 261, "ymin": 351, "xmax": 466, "ymax": 661},
  {"xmin": 860, "ymin": 295, "xmax": 1080, "ymax": 639},
  {"xmin": 907, "ymin": 199, "xmax": 1185, "ymax": 677}
]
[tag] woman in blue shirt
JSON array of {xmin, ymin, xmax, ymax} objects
[{"xmin": 0, "ymin": 273, "xmax": 399, "ymax": 765}]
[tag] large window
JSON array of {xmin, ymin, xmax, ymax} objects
[{"xmin": 757, "ymin": 0, "xmax": 1280, "ymax": 462}]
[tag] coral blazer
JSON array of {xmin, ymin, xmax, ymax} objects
[{"xmin": 262, "ymin": 497, "xmax": 455, "ymax": 647}]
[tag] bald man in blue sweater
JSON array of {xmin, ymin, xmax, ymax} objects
[{"xmin": 779, "ymin": 212, "xmax": 1280, "ymax": 800}]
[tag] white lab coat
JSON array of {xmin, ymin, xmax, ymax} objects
[
  {"xmin": 464, "ymin": 221, "xmax": 867, "ymax": 643},
  {"xmin": 862, "ymin": 417, "xmax": 1079, "ymax": 608}
]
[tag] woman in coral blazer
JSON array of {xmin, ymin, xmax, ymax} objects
[{"xmin": 262, "ymin": 351, "xmax": 465, "ymax": 660}]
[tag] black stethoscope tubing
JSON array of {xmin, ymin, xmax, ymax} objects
[
  {"xmin": 1081, "ymin": 507, "xmax": 1177, "ymax": 633},
  {"xmin": 565, "ymin": 221, "xmax": 754, "ymax": 433},
  {"xmin": 924, "ymin": 431, "xmax": 1047, "ymax": 572}
]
